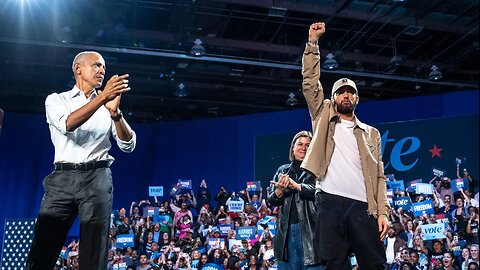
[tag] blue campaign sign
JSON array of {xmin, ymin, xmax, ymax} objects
[
  {"xmin": 256, "ymin": 222, "xmax": 276, "ymax": 236},
  {"xmin": 386, "ymin": 180, "xmax": 405, "ymax": 192},
  {"xmin": 116, "ymin": 234, "xmax": 135, "ymax": 248},
  {"xmin": 385, "ymin": 174, "xmax": 395, "ymax": 181},
  {"xmin": 451, "ymin": 178, "xmax": 469, "ymax": 192},
  {"xmin": 201, "ymin": 263, "xmax": 223, "ymax": 270},
  {"xmin": 149, "ymin": 186, "xmax": 164, "ymax": 197},
  {"xmin": 177, "ymin": 179, "xmax": 192, "ymax": 189},
  {"xmin": 406, "ymin": 179, "xmax": 422, "ymax": 192},
  {"xmin": 421, "ymin": 223, "xmax": 446, "ymax": 241},
  {"xmin": 432, "ymin": 167, "xmax": 446, "ymax": 177},
  {"xmin": 218, "ymin": 224, "xmax": 233, "ymax": 236},
  {"xmin": 393, "ymin": 196, "xmax": 412, "ymax": 211},
  {"xmin": 143, "ymin": 207, "xmax": 159, "ymax": 217},
  {"xmin": 246, "ymin": 181, "xmax": 262, "ymax": 191},
  {"xmin": 415, "ymin": 183, "xmax": 433, "ymax": 195},
  {"xmin": 236, "ymin": 226, "xmax": 257, "ymax": 240},
  {"xmin": 153, "ymin": 214, "xmax": 170, "ymax": 225},
  {"xmin": 228, "ymin": 200, "xmax": 244, "ymax": 212},
  {"xmin": 412, "ymin": 200, "xmax": 434, "ymax": 217},
  {"xmin": 387, "ymin": 189, "xmax": 393, "ymax": 206},
  {"xmin": 206, "ymin": 237, "xmax": 225, "ymax": 249}
]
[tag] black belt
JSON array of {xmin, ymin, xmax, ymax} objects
[{"xmin": 54, "ymin": 161, "xmax": 109, "ymax": 171}]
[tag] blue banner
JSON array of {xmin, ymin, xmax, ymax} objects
[
  {"xmin": 385, "ymin": 174, "xmax": 395, "ymax": 181},
  {"xmin": 143, "ymin": 207, "xmax": 159, "ymax": 217},
  {"xmin": 451, "ymin": 178, "xmax": 469, "ymax": 192},
  {"xmin": 421, "ymin": 223, "xmax": 446, "ymax": 241},
  {"xmin": 246, "ymin": 181, "xmax": 262, "ymax": 191},
  {"xmin": 206, "ymin": 237, "xmax": 225, "ymax": 249},
  {"xmin": 218, "ymin": 224, "xmax": 233, "ymax": 237},
  {"xmin": 153, "ymin": 214, "xmax": 170, "ymax": 225},
  {"xmin": 201, "ymin": 263, "xmax": 223, "ymax": 270},
  {"xmin": 236, "ymin": 226, "xmax": 257, "ymax": 240},
  {"xmin": 116, "ymin": 234, "xmax": 135, "ymax": 248},
  {"xmin": 406, "ymin": 179, "xmax": 422, "ymax": 192},
  {"xmin": 256, "ymin": 222, "xmax": 276, "ymax": 236},
  {"xmin": 149, "ymin": 186, "xmax": 164, "ymax": 197},
  {"xmin": 393, "ymin": 196, "xmax": 412, "ymax": 211},
  {"xmin": 386, "ymin": 180, "xmax": 405, "ymax": 192},
  {"xmin": 412, "ymin": 200, "xmax": 434, "ymax": 217},
  {"xmin": 178, "ymin": 179, "xmax": 192, "ymax": 189}
]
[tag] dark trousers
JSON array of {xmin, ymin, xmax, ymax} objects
[
  {"xmin": 26, "ymin": 168, "xmax": 113, "ymax": 270},
  {"xmin": 315, "ymin": 192, "xmax": 386, "ymax": 270}
]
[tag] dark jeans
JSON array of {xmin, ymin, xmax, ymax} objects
[
  {"xmin": 26, "ymin": 168, "xmax": 113, "ymax": 270},
  {"xmin": 315, "ymin": 192, "xmax": 386, "ymax": 270},
  {"xmin": 277, "ymin": 223, "xmax": 324, "ymax": 270}
]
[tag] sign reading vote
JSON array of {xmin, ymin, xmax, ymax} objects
[
  {"xmin": 228, "ymin": 200, "xmax": 244, "ymax": 212},
  {"xmin": 178, "ymin": 179, "xmax": 192, "ymax": 189},
  {"xmin": 412, "ymin": 200, "xmax": 434, "ymax": 217},
  {"xmin": 415, "ymin": 183, "xmax": 433, "ymax": 195},
  {"xmin": 247, "ymin": 181, "xmax": 262, "ymax": 191},
  {"xmin": 149, "ymin": 186, "xmax": 164, "ymax": 197},
  {"xmin": 386, "ymin": 180, "xmax": 405, "ymax": 192},
  {"xmin": 236, "ymin": 226, "xmax": 257, "ymax": 240},
  {"xmin": 116, "ymin": 234, "xmax": 135, "ymax": 248},
  {"xmin": 421, "ymin": 223, "xmax": 446, "ymax": 241},
  {"xmin": 393, "ymin": 196, "xmax": 412, "ymax": 211}
]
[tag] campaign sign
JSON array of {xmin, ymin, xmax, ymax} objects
[
  {"xmin": 218, "ymin": 224, "xmax": 233, "ymax": 237},
  {"xmin": 201, "ymin": 263, "xmax": 223, "ymax": 270},
  {"xmin": 116, "ymin": 234, "xmax": 135, "ymax": 248},
  {"xmin": 387, "ymin": 189, "xmax": 393, "ymax": 206},
  {"xmin": 228, "ymin": 239, "xmax": 243, "ymax": 251},
  {"xmin": 412, "ymin": 200, "xmax": 434, "ymax": 217},
  {"xmin": 256, "ymin": 222, "xmax": 277, "ymax": 236},
  {"xmin": 143, "ymin": 207, "xmax": 159, "ymax": 217},
  {"xmin": 451, "ymin": 246, "xmax": 461, "ymax": 256},
  {"xmin": 386, "ymin": 180, "xmax": 405, "ymax": 192},
  {"xmin": 406, "ymin": 179, "xmax": 423, "ymax": 192},
  {"xmin": 432, "ymin": 168, "xmax": 446, "ymax": 177},
  {"xmin": 247, "ymin": 181, "xmax": 262, "ymax": 191},
  {"xmin": 393, "ymin": 196, "xmax": 411, "ymax": 211},
  {"xmin": 236, "ymin": 226, "xmax": 257, "ymax": 240},
  {"xmin": 228, "ymin": 200, "xmax": 244, "ymax": 212},
  {"xmin": 415, "ymin": 183, "xmax": 433, "ymax": 195},
  {"xmin": 113, "ymin": 262, "xmax": 127, "ymax": 270},
  {"xmin": 451, "ymin": 178, "xmax": 469, "ymax": 192},
  {"xmin": 149, "ymin": 186, "xmax": 164, "ymax": 197},
  {"xmin": 153, "ymin": 214, "xmax": 170, "ymax": 225},
  {"xmin": 206, "ymin": 237, "xmax": 225, "ymax": 249},
  {"xmin": 60, "ymin": 247, "xmax": 68, "ymax": 259},
  {"xmin": 178, "ymin": 179, "xmax": 192, "ymax": 189},
  {"xmin": 385, "ymin": 174, "xmax": 395, "ymax": 181},
  {"xmin": 421, "ymin": 223, "xmax": 446, "ymax": 241}
]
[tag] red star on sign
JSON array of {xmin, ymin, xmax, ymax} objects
[{"xmin": 428, "ymin": 145, "xmax": 443, "ymax": 158}]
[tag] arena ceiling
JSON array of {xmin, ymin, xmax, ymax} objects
[{"xmin": 0, "ymin": 0, "xmax": 478, "ymax": 122}]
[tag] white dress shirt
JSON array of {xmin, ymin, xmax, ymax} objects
[{"xmin": 45, "ymin": 86, "xmax": 136, "ymax": 164}]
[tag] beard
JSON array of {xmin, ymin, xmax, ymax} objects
[{"xmin": 336, "ymin": 100, "xmax": 356, "ymax": 115}]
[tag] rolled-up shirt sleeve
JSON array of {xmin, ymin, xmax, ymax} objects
[
  {"xmin": 45, "ymin": 93, "xmax": 70, "ymax": 135},
  {"xmin": 111, "ymin": 121, "xmax": 136, "ymax": 153}
]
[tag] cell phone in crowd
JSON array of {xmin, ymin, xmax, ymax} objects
[
  {"xmin": 454, "ymin": 235, "xmax": 459, "ymax": 242},
  {"xmin": 173, "ymin": 247, "xmax": 181, "ymax": 252}
]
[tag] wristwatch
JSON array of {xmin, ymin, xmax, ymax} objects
[{"xmin": 111, "ymin": 110, "xmax": 123, "ymax": 122}]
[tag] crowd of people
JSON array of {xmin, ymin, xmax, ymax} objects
[{"xmin": 51, "ymin": 169, "xmax": 478, "ymax": 270}]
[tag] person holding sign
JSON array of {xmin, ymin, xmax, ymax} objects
[
  {"xmin": 26, "ymin": 51, "xmax": 136, "ymax": 270},
  {"xmin": 269, "ymin": 131, "xmax": 322, "ymax": 270},
  {"xmin": 300, "ymin": 22, "xmax": 390, "ymax": 269}
]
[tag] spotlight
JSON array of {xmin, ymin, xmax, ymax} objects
[
  {"xmin": 286, "ymin": 92, "xmax": 298, "ymax": 106},
  {"xmin": 428, "ymin": 65, "xmax": 443, "ymax": 81},
  {"xmin": 322, "ymin": 52, "xmax": 338, "ymax": 70},
  {"xmin": 190, "ymin": 39, "xmax": 206, "ymax": 56}
]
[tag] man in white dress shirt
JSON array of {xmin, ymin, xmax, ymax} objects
[{"xmin": 26, "ymin": 51, "xmax": 136, "ymax": 270}]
